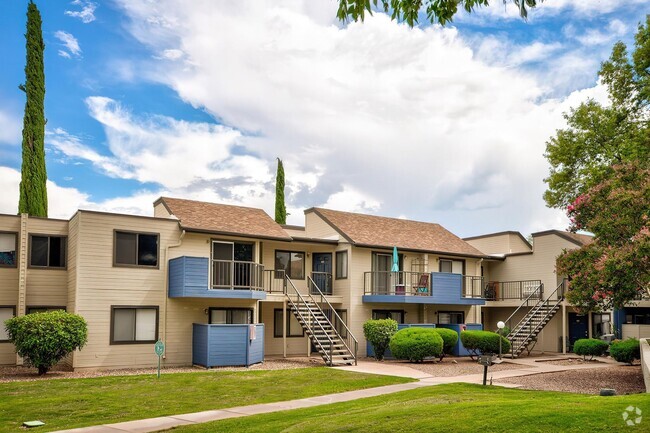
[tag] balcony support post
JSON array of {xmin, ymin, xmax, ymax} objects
[{"xmin": 283, "ymin": 298, "xmax": 287, "ymax": 358}]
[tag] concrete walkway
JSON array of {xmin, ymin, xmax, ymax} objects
[{"xmin": 53, "ymin": 356, "xmax": 618, "ymax": 433}]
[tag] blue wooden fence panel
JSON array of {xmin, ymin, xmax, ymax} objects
[{"xmin": 169, "ymin": 256, "xmax": 209, "ymax": 297}]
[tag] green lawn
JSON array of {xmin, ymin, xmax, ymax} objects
[
  {"xmin": 171, "ymin": 383, "xmax": 650, "ymax": 433},
  {"xmin": 0, "ymin": 368, "xmax": 412, "ymax": 432}
]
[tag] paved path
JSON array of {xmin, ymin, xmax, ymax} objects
[{"xmin": 53, "ymin": 357, "xmax": 618, "ymax": 433}]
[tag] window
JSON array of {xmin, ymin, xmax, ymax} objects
[
  {"xmin": 27, "ymin": 306, "xmax": 66, "ymax": 314},
  {"xmin": 335, "ymin": 251, "xmax": 348, "ymax": 279},
  {"xmin": 111, "ymin": 306, "xmax": 158, "ymax": 344},
  {"xmin": 274, "ymin": 251, "xmax": 305, "ymax": 279},
  {"xmin": 29, "ymin": 235, "xmax": 66, "ymax": 268},
  {"xmin": 273, "ymin": 309, "xmax": 305, "ymax": 337},
  {"xmin": 592, "ymin": 313, "xmax": 611, "ymax": 337},
  {"xmin": 0, "ymin": 233, "xmax": 17, "ymax": 267},
  {"xmin": 0, "ymin": 307, "xmax": 15, "ymax": 341},
  {"xmin": 372, "ymin": 310, "xmax": 405, "ymax": 323},
  {"xmin": 115, "ymin": 231, "xmax": 159, "ymax": 267},
  {"xmin": 209, "ymin": 308, "xmax": 253, "ymax": 324},
  {"xmin": 438, "ymin": 311, "xmax": 464, "ymax": 325},
  {"xmin": 439, "ymin": 258, "xmax": 464, "ymax": 274}
]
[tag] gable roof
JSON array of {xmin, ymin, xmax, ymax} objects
[
  {"xmin": 532, "ymin": 229, "xmax": 594, "ymax": 247},
  {"xmin": 462, "ymin": 230, "xmax": 533, "ymax": 250},
  {"xmin": 155, "ymin": 197, "xmax": 292, "ymax": 241},
  {"xmin": 307, "ymin": 208, "xmax": 487, "ymax": 258}
]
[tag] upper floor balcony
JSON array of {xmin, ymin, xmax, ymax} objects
[
  {"xmin": 168, "ymin": 256, "xmax": 266, "ymax": 299},
  {"xmin": 484, "ymin": 280, "xmax": 543, "ymax": 301},
  {"xmin": 362, "ymin": 271, "xmax": 485, "ymax": 305}
]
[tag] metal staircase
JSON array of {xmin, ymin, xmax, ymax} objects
[
  {"xmin": 505, "ymin": 281, "xmax": 566, "ymax": 358},
  {"xmin": 284, "ymin": 276, "xmax": 358, "ymax": 366}
]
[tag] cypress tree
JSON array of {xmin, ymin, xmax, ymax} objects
[
  {"xmin": 274, "ymin": 157, "xmax": 286, "ymax": 224},
  {"xmin": 18, "ymin": 1, "xmax": 48, "ymax": 217}
]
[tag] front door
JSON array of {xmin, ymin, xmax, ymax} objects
[
  {"xmin": 312, "ymin": 253, "xmax": 332, "ymax": 295},
  {"xmin": 568, "ymin": 313, "xmax": 589, "ymax": 351}
]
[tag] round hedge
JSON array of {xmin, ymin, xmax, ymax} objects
[
  {"xmin": 610, "ymin": 338, "xmax": 640, "ymax": 365},
  {"xmin": 460, "ymin": 330, "xmax": 511, "ymax": 359},
  {"xmin": 389, "ymin": 328, "xmax": 443, "ymax": 362},
  {"xmin": 432, "ymin": 328, "xmax": 458, "ymax": 360},
  {"xmin": 573, "ymin": 338, "xmax": 608, "ymax": 360},
  {"xmin": 363, "ymin": 319, "xmax": 398, "ymax": 361}
]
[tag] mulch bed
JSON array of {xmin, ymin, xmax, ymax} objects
[
  {"xmin": 499, "ymin": 365, "xmax": 645, "ymax": 395},
  {"xmin": 372, "ymin": 356, "xmax": 532, "ymax": 377}
]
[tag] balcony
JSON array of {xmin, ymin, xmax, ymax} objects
[
  {"xmin": 484, "ymin": 280, "xmax": 542, "ymax": 301},
  {"xmin": 168, "ymin": 256, "xmax": 266, "ymax": 299},
  {"xmin": 362, "ymin": 272, "xmax": 485, "ymax": 305}
]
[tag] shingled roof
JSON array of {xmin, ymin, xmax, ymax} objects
[
  {"xmin": 156, "ymin": 197, "xmax": 292, "ymax": 241},
  {"xmin": 307, "ymin": 208, "xmax": 487, "ymax": 258}
]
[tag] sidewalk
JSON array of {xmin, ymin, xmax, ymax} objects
[{"xmin": 53, "ymin": 357, "xmax": 616, "ymax": 433}]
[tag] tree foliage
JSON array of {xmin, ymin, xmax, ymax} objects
[
  {"xmin": 557, "ymin": 164, "xmax": 649, "ymax": 312},
  {"xmin": 18, "ymin": 1, "xmax": 48, "ymax": 217},
  {"xmin": 544, "ymin": 17, "xmax": 650, "ymax": 209},
  {"xmin": 274, "ymin": 157, "xmax": 287, "ymax": 225},
  {"xmin": 547, "ymin": 19, "xmax": 650, "ymax": 313},
  {"xmin": 5, "ymin": 311, "xmax": 88, "ymax": 375},
  {"xmin": 363, "ymin": 319, "xmax": 398, "ymax": 360},
  {"xmin": 336, "ymin": 0, "xmax": 538, "ymax": 26}
]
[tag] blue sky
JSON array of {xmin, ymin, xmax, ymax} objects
[{"xmin": 0, "ymin": 1, "xmax": 647, "ymax": 236}]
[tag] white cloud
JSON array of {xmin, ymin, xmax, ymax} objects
[
  {"xmin": 107, "ymin": 1, "xmax": 598, "ymax": 235},
  {"xmin": 0, "ymin": 109, "xmax": 21, "ymax": 145},
  {"xmin": 54, "ymin": 30, "xmax": 82, "ymax": 58},
  {"xmin": 0, "ymin": 166, "xmax": 89, "ymax": 219},
  {"xmin": 65, "ymin": 1, "xmax": 97, "ymax": 24}
]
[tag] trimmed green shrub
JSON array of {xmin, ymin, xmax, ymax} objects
[
  {"xmin": 610, "ymin": 338, "xmax": 641, "ymax": 365},
  {"xmin": 460, "ymin": 330, "xmax": 511, "ymax": 360},
  {"xmin": 497, "ymin": 326, "xmax": 511, "ymax": 337},
  {"xmin": 573, "ymin": 338, "xmax": 608, "ymax": 361},
  {"xmin": 5, "ymin": 310, "xmax": 88, "ymax": 375},
  {"xmin": 363, "ymin": 319, "xmax": 398, "ymax": 361},
  {"xmin": 432, "ymin": 328, "xmax": 458, "ymax": 361},
  {"xmin": 389, "ymin": 328, "xmax": 443, "ymax": 362}
]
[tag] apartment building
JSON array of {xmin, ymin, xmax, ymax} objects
[{"xmin": 0, "ymin": 197, "xmax": 490, "ymax": 369}]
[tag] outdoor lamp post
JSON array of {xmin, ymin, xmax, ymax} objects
[{"xmin": 497, "ymin": 321, "xmax": 505, "ymax": 359}]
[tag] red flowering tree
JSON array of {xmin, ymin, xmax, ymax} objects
[{"xmin": 557, "ymin": 164, "xmax": 650, "ymax": 312}]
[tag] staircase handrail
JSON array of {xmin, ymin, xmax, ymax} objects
[
  {"xmin": 284, "ymin": 276, "xmax": 336, "ymax": 365},
  {"xmin": 307, "ymin": 276, "xmax": 358, "ymax": 365},
  {"xmin": 509, "ymin": 281, "xmax": 566, "ymax": 355},
  {"xmin": 503, "ymin": 282, "xmax": 544, "ymax": 332}
]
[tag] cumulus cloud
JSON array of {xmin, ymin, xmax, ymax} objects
[
  {"xmin": 54, "ymin": 30, "xmax": 81, "ymax": 58},
  {"xmin": 104, "ymin": 0, "xmax": 594, "ymax": 235},
  {"xmin": 65, "ymin": 1, "xmax": 97, "ymax": 24}
]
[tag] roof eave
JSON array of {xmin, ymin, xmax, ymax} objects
[{"xmin": 181, "ymin": 226, "xmax": 293, "ymax": 242}]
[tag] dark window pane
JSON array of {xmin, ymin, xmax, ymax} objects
[
  {"xmin": 113, "ymin": 309, "xmax": 136, "ymax": 342},
  {"xmin": 336, "ymin": 251, "xmax": 347, "ymax": 279},
  {"xmin": 275, "ymin": 252, "xmax": 290, "ymax": 273},
  {"xmin": 137, "ymin": 234, "xmax": 158, "ymax": 266},
  {"xmin": 234, "ymin": 243, "xmax": 253, "ymax": 262},
  {"xmin": 212, "ymin": 242, "xmax": 233, "ymax": 261},
  {"xmin": 30, "ymin": 236, "xmax": 48, "ymax": 266},
  {"xmin": 115, "ymin": 232, "xmax": 137, "ymax": 265},
  {"xmin": 0, "ymin": 233, "xmax": 16, "ymax": 266},
  {"xmin": 49, "ymin": 237, "xmax": 66, "ymax": 268}
]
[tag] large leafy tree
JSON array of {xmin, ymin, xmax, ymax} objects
[
  {"xmin": 544, "ymin": 17, "xmax": 650, "ymax": 209},
  {"xmin": 557, "ymin": 164, "xmax": 649, "ymax": 312},
  {"xmin": 336, "ymin": 0, "xmax": 538, "ymax": 26},
  {"xmin": 275, "ymin": 158, "xmax": 287, "ymax": 224},
  {"xmin": 548, "ymin": 19, "xmax": 650, "ymax": 312},
  {"xmin": 18, "ymin": 1, "xmax": 48, "ymax": 217}
]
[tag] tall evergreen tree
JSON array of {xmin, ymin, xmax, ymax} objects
[
  {"xmin": 274, "ymin": 158, "xmax": 287, "ymax": 224},
  {"xmin": 18, "ymin": 1, "xmax": 48, "ymax": 217}
]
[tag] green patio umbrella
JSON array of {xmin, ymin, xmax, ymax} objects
[{"xmin": 391, "ymin": 246, "xmax": 399, "ymax": 272}]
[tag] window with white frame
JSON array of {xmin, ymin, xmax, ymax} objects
[{"xmin": 111, "ymin": 307, "xmax": 158, "ymax": 344}]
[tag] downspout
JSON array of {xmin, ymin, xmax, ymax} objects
[{"xmin": 162, "ymin": 228, "xmax": 185, "ymax": 360}]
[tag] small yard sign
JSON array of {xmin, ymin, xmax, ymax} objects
[{"xmin": 154, "ymin": 340, "xmax": 165, "ymax": 378}]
